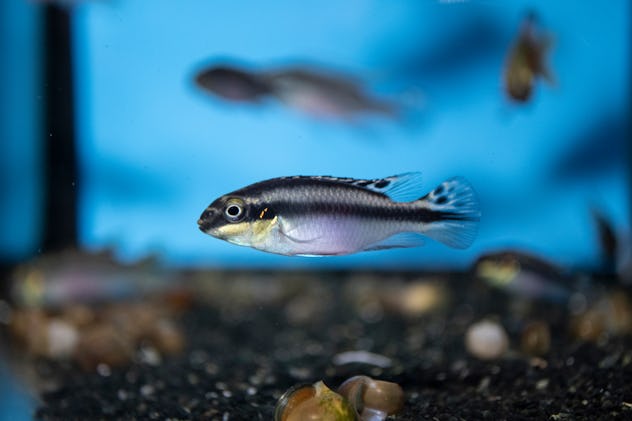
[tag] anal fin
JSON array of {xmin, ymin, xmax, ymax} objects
[{"xmin": 361, "ymin": 232, "xmax": 425, "ymax": 252}]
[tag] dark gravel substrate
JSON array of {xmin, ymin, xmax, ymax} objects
[{"xmin": 29, "ymin": 271, "xmax": 632, "ymax": 420}]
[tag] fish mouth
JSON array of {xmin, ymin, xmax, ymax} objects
[
  {"xmin": 198, "ymin": 207, "xmax": 217, "ymax": 233},
  {"xmin": 198, "ymin": 217, "xmax": 212, "ymax": 233}
]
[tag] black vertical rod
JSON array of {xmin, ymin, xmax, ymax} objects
[{"xmin": 42, "ymin": 5, "xmax": 78, "ymax": 252}]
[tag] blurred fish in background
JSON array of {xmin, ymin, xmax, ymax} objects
[
  {"xmin": 473, "ymin": 250, "xmax": 572, "ymax": 303},
  {"xmin": 261, "ymin": 67, "xmax": 400, "ymax": 120},
  {"xmin": 194, "ymin": 63, "xmax": 402, "ymax": 121},
  {"xmin": 503, "ymin": 11, "xmax": 555, "ymax": 102},
  {"xmin": 194, "ymin": 65, "xmax": 272, "ymax": 103},
  {"xmin": 9, "ymin": 249, "xmax": 185, "ymax": 308},
  {"xmin": 5, "ymin": 249, "xmax": 189, "ymax": 371},
  {"xmin": 591, "ymin": 207, "xmax": 619, "ymax": 276},
  {"xmin": 589, "ymin": 207, "xmax": 632, "ymax": 286}
]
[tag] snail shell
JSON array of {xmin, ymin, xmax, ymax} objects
[
  {"xmin": 274, "ymin": 380, "xmax": 356, "ymax": 421},
  {"xmin": 337, "ymin": 375, "xmax": 404, "ymax": 420}
]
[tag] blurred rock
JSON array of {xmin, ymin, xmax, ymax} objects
[
  {"xmin": 8, "ymin": 298, "xmax": 186, "ymax": 370},
  {"xmin": 75, "ymin": 322, "xmax": 134, "ymax": 370},
  {"xmin": 383, "ymin": 279, "xmax": 448, "ymax": 318},
  {"xmin": 520, "ymin": 320, "xmax": 551, "ymax": 356},
  {"xmin": 465, "ymin": 319, "xmax": 509, "ymax": 360},
  {"xmin": 571, "ymin": 289, "xmax": 632, "ymax": 342}
]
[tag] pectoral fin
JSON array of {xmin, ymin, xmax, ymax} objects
[{"xmin": 278, "ymin": 219, "xmax": 322, "ymax": 244}]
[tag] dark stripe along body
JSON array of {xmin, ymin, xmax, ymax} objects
[{"xmin": 198, "ymin": 173, "xmax": 481, "ymax": 256}]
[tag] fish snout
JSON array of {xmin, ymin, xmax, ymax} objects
[{"xmin": 198, "ymin": 208, "xmax": 216, "ymax": 232}]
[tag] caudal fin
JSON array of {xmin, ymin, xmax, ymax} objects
[{"xmin": 419, "ymin": 177, "xmax": 481, "ymax": 249}]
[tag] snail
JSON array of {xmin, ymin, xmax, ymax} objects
[
  {"xmin": 337, "ymin": 375, "xmax": 404, "ymax": 421},
  {"xmin": 274, "ymin": 380, "xmax": 356, "ymax": 421}
]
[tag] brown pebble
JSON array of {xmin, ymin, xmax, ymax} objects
[
  {"xmin": 75, "ymin": 323, "xmax": 134, "ymax": 369},
  {"xmin": 521, "ymin": 320, "xmax": 551, "ymax": 356},
  {"xmin": 9, "ymin": 309, "xmax": 49, "ymax": 356},
  {"xmin": 605, "ymin": 291, "xmax": 632, "ymax": 335},
  {"xmin": 571, "ymin": 309, "xmax": 606, "ymax": 342},
  {"xmin": 395, "ymin": 281, "xmax": 447, "ymax": 317},
  {"xmin": 61, "ymin": 304, "xmax": 95, "ymax": 327},
  {"xmin": 150, "ymin": 319, "xmax": 185, "ymax": 355}
]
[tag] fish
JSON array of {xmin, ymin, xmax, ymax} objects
[
  {"xmin": 473, "ymin": 250, "xmax": 572, "ymax": 302},
  {"xmin": 193, "ymin": 63, "xmax": 400, "ymax": 120},
  {"xmin": 194, "ymin": 66, "xmax": 272, "ymax": 103},
  {"xmin": 261, "ymin": 68, "xmax": 399, "ymax": 120},
  {"xmin": 591, "ymin": 208, "xmax": 618, "ymax": 275},
  {"xmin": 503, "ymin": 12, "xmax": 555, "ymax": 102},
  {"xmin": 10, "ymin": 249, "xmax": 183, "ymax": 308},
  {"xmin": 197, "ymin": 173, "xmax": 480, "ymax": 256}
]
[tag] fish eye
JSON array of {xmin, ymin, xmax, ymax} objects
[{"xmin": 224, "ymin": 199, "xmax": 245, "ymax": 222}]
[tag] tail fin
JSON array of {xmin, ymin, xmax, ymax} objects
[{"xmin": 419, "ymin": 177, "xmax": 481, "ymax": 249}]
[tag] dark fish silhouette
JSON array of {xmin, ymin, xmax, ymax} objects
[
  {"xmin": 261, "ymin": 68, "xmax": 399, "ymax": 120},
  {"xmin": 195, "ymin": 66, "xmax": 272, "ymax": 103},
  {"xmin": 591, "ymin": 208, "xmax": 618, "ymax": 275},
  {"xmin": 504, "ymin": 13, "xmax": 555, "ymax": 102},
  {"xmin": 194, "ymin": 63, "xmax": 399, "ymax": 120},
  {"xmin": 474, "ymin": 250, "xmax": 571, "ymax": 302}
]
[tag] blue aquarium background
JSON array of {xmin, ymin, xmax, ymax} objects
[
  {"xmin": 1, "ymin": 0, "xmax": 630, "ymax": 271},
  {"xmin": 0, "ymin": 1, "xmax": 630, "ymax": 419}
]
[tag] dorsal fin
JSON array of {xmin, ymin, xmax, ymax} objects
[
  {"xmin": 354, "ymin": 172, "xmax": 424, "ymax": 202},
  {"xmin": 277, "ymin": 173, "xmax": 425, "ymax": 202},
  {"xmin": 312, "ymin": 172, "xmax": 424, "ymax": 202}
]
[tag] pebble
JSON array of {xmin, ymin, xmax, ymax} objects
[
  {"xmin": 0, "ymin": 300, "xmax": 13, "ymax": 325},
  {"xmin": 397, "ymin": 281, "xmax": 447, "ymax": 317},
  {"xmin": 332, "ymin": 350, "xmax": 393, "ymax": 368},
  {"xmin": 521, "ymin": 320, "xmax": 551, "ymax": 356},
  {"xmin": 138, "ymin": 346, "xmax": 162, "ymax": 366},
  {"xmin": 140, "ymin": 384, "xmax": 155, "ymax": 397},
  {"xmin": 535, "ymin": 378, "xmax": 549, "ymax": 390},
  {"xmin": 96, "ymin": 363, "xmax": 112, "ymax": 377},
  {"xmin": 572, "ymin": 308, "xmax": 605, "ymax": 342},
  {"xmin": 465, "ymin": 320, "xmax": 509, "ymax": 360},
  {"xmin": 46, "ymin": 319, "xmax": 79, "ymax": 358},
  {"xmin": 151, "ymin": 320, "xmax": 186, "ymax": 355},
  {"xmin": 76, "ymin": 323, "xmax": 133, "ymax": 369}
]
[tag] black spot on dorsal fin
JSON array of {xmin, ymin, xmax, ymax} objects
[{"xmin": 276, "ymin": 173, "xmax": 425, "ymax": 202}]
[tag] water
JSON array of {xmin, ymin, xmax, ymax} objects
[
  {"xmin": 2, "ymin": 0, "xmax": 629, "ymax": 270},
  {"xmin": 0, "ymin": 3, "xmax": 630, "ymax": 415}
]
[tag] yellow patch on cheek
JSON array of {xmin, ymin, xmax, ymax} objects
[
  {"xmin": 215, "ymin": 222, "xmax": 250, "ymax": 238},
  {"xmin": 214, "ymin": 216, "xmax": 278, "ymax": 246},
  {"xmin": 251, "ymin": 216, "xmax": 278, "ymax": 242}
]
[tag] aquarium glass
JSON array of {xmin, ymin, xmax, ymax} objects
[{"xmin": 70, "ymin": 0, "xmax": 630, "ymax": 269}]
